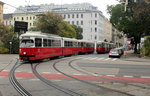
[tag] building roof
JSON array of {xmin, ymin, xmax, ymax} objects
[
  {"xmin": 14, "ymin": 3, "xmax": 100, "ymax": 14},
  {"xmin": 3, "ymin": 14, "xmax": 13, "ymax": 20},
  {"xmin": 0, "ymin": 1, "xmax": 4, "ymax": 5}
]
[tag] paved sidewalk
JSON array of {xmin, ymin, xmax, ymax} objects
[{"xmin": 121, "ymin": 50, "xmax": 150, "ymax": 62}]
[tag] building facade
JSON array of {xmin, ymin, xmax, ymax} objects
[
  {"xmin": 4, "ymin": 3, "xmax": 113, "ymax": 42},
  {"xmin": 104, "ymin": 18, "xmax": 112, "ymax": 42},
  {"xmin": 0, "ymin": 1, "xmax": 4, "ymax": 24},
  {"xmin": 3, "ymin": 14, "xmax": 13, "ymax": 26}
]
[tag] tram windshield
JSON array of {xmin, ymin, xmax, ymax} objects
[{"xmin": 20, "ymin": 39, "xmax": 34, "ymax": 48}]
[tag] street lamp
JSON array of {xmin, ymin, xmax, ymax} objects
[{"xmin": 9, "ymin": 41, "xmax": 12, "ymax": 54}]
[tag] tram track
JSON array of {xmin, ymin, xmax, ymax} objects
[
  {"xmin": 31, "ymin": 62, "xmax": 83, "ymax": 96},
  {"xmin": 68, "ymin": 59, "xmax": 150, "ymax": 90},
  {"xmin": 9, "ymin": 59, "xmax": 32, "ymax": 96},
  {"xmin": 52, "ymin": 58, "xmax": 135, "ymax": 96}
]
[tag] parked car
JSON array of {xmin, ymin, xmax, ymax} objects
[{"xmin": 109, "ymin": 49, "xmax": 122, "ymax": 58}]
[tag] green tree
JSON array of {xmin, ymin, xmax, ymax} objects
[
  {"xmin": 36, "ymin": 12, "xmax": 63, "ymax": 34},
  {"xmin": 141, "ymin": 36, "xmax": 150, "ymax": 57},
  {"xmin": 0, "ymin": 25, "xmax": 19, "ymax": 54},
  {"xmin": 58, "ymin": 21, "xmax": 76, "ymax": 38},
  {"xmin": 72, "ymin": 25, "xmax": 83, "ymax": 39},
  {"xmin": 107, "ymin": 1, "xmax": 150, "ymax": 53},
  {"xmin": 36, "ymin": 12, "xmax": 76, "ymax": 38}
]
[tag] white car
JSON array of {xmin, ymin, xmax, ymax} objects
[{"xmin": 109, "ymin": 49, "xmax": 122, "ymax": 58}]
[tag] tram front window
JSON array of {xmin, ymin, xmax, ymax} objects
[{"xmin": 20, "ymin": 39, "xmax": 34, "ymax": 48}]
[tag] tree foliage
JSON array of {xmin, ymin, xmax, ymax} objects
[
  {"xmin": 107, "ymin": 1, "xmax": 150, "ymax": 53},
  {"xmin": 58, "ymin": 21, "xmax": 76, "ymax": 38},
  {"xmin": 0, "ymin": 25, "xmax": 19, "ymax": 54},
  {"xmin": 36, "ymin": 12, "xmax": 77, "ymax": 38},
  {"xmin": 72, "ymin": 25, "xmax": 83, "ymax": 39}
]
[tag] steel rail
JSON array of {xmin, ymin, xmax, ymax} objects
[
  {"xmin": 69, "ymin": 59, "xmax": 150, "ymax": 89},
  {"xmin": 53, "ymin": 59, "xmax": 135, "ymax": 96},
  {"xmin": 9, "ymin": 59, "xmax": 32, "ymax": 96},
  {"xmin": 31, "ymin": 63, "xmax": 82, "ymax": 96}
]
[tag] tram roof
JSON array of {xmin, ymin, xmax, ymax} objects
[{"xmin": 20, "ymin": 31, "xmax": 62, "ymax": 39}]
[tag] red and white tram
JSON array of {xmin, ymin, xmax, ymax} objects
[
  {"xmin": 19, "ymin": 32, "xmax": 63, "ymax": 61},
  {"xmin": 96, "ymin": 41, "xmax": 114, "ymax": 54},
  {"xmin": 19, "ymin": 31, "xmax": 95, "ymax": 61},
  {"xmin": 78, "ymin": 40, "xmax": 94, "ymax": 54}
]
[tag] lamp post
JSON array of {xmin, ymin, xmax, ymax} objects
[{"xmin": 9, "ymin": 41, "xmax": 12, "ymax": 54}]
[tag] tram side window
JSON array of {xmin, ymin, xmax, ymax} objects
[
  {"xmin": 48, "ymin": 39, "xmax": 52, "ymax": 47},
  {"xmin": 81, "ymin": 42, "xmax": 84, "ymax": 47},
  {"xmin": 69, "ymin": 41, "xmax": 73, "ymax": 47},
  {"xmin": 35, "ymin": 38, "xmax": 42, "ymax": 47},
  {"xmin": 43, "ymin": 39, "xmax": 48, "ymax": 47},
  {"xmin": 78, "ymin": 42, "xmax": 81, "ymax": 47},
  {"xmin": 64, "ymin": 41, "xmax": 68, "ymax": 47},
  {"xmin": 73, "ymin": 42, "xmax": 77, "ymax": 47}
]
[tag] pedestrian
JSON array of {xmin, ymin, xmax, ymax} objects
[{"xmin": 124, "ymin": 50, "xmax": 127, "ymax": 58}]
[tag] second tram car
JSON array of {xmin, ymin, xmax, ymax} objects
[{"xmin": 96, "ymin": 41, "xmax": 114, "ymax": 54}]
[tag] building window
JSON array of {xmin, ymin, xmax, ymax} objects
[
  {"xmin": 76, "ymin": 14, "xmax": 79, "ymax": 18},
  {"xmin": 72, "ymin": 21, "xmax": 74, "ymax": 25},
  {"xmin": 95, "ymin": 28, "xmax": 97, "ymax": 32},
  {"xmin": 30, "ymin": 23, "xmax": 32, "ymax": 26},
  {"xmin": 26, "ymin": 17, "xmax": 28, "ymax": 20},
  {"xmin": 64, "ymin": 14, "xmax": 66, "ymax": 19},
  {"xmin": 95, "ymin": 13, "xmax": 97, "ymax": 18},
  {"xmin": 95, "ymin": 20, "xmax": 97, "ymax": 25},
  {"xmin": 33, "ymin": 16, "xmax": 35, "ymax": 19},
  {"xmin": 22, "ymin": 17, "xmax": 24, "ymax": 20},
  {"xmin": 68, "ymin": 14, "xmax": 70, "ymax": 18},
  {"xmin": 95, "ymin": 36, "xmax": 97, "ymax": 40},
  {"xmin": 76, "ymin": 21, "xmax": 79, "ymax": 25},
  {"xmin": 9, "ymin": 21, "xmax": 11, "ymax": 25},
  {"xmin": 81, "ymin": 21, "xmax": 83, "ymax": 25},
  {"xmin": 72, "ymin": 14, "xmax": 74, "ymax": 18},
  {"xmin": 14, "ymin": 17, "xmax": 16, "ymax": 21},
  {"xmin": 81, "ymin": 14, "xmax": 83, "ymax": 18},
  {"xmin": 30, "ymin": 17, "xmax": 32, "ymax": 20},
  {"xmin": 17, "ymin": 17, "xmax": 19, "ymax": 20}
]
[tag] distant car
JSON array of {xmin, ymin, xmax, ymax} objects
[{"xmin": 109, "ymin": 49, "xmax": 122, "ymax": 58}]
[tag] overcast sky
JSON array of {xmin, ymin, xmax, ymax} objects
[{"xmin": 1, "ymin": 0, "xmax": 119, "ymax": 18}]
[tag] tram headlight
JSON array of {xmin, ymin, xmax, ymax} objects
[{"xmin": 23, "ymin": 52, "xmax": 26, "ymax": 55}]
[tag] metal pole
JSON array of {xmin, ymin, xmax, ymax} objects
[{"xmin": 9, "ymin": 42, "xmax": 12, "ymax": 54}]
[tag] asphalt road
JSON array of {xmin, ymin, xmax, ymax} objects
[{"xmin": 0, "ymin": 54, "xmax": 150, "ymax": 96}]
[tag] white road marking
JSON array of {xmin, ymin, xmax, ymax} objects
[
  {"xmin": 141, "ymin": 76, "xmax": 150, "ymax": 78},
  {"xmin": 112, "ymin": 58, "xmax": 118, "ymax": 61},
  {"xmin": 123, "ymin": 75, "xmax": 134, "ymax": 78},
  {"xmin": 30, "ymin": 79, "xmax": 40, "ymax": 81},
  {"xmin": 73, "ymin": 73, "xmax": 84, "ymax": 75},
  {"xmin": 42, "ymin": 72, "xmax": 51, "ymax": 74},
  {"xmin": 106, "ymin": 75, "xmax": 116, "ymax": 77},
  {"xmin": 104, "ymin": 58, "xmax": 111, "ymax": 61},
  {"xmin": 2, "ymin": 70, "xmax": 9, "ymax": 72}
]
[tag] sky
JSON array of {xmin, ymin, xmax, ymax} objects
[{"xmin": 1, "ymin": 0, "xmax": 119, "ymax": 18}]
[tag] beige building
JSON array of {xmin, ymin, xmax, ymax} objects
[
  {"xmin": 13, "ymin": 13, "xmax": 37, "ymax": 29},
  {"xmin": 112, "ymin": 26, "xmax": 124, "ymax": 47},
  {"xmin": 0, "ymin": 1, "xmax": 4, "ymax": 24},
  {"xmin": 103, "ymin": 18, "xmax": 112, "ymax": 42}
]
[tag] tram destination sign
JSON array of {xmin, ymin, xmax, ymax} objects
[{"xmin": 14, "ymin": 21, "xmax": 28, "ymax": 32}]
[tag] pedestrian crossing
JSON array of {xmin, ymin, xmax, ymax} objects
[{"xmin": 76, "ymin": 57, "xmax": 118, "ymax": 61}]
